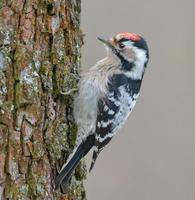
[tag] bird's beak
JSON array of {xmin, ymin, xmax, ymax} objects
[
  {"xmin": 97, "ymin": 37, "xmax": 117, "ymax": 51},
  {"xmin": 97, "ymin": 37, "xmax": 120, "ymax": 58}
]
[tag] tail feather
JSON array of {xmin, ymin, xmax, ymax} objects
[
  {"xmin": 55, "ymin": 134, "xmax": 94, "ymax": 188},
  {"xmin": 55, "ymin": 144, "xmax": 83, "ymax": 188},
  {"xmin": 89, "ymin": 149, "xmax": 100, "ymax": 172}
]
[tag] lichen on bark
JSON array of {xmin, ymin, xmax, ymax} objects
[{"xmin": 0, "ymin": 0, "xmax": 86, "ymax": 199}]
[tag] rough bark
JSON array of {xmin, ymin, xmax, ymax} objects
[{"xmin": 0, "ymin": 0, "xmax": 86, "ymax": 199}]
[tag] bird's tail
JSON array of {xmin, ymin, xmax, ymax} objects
[{"xmin": 55, "ymin": 134, "xmax": 94, "ymax": 189}]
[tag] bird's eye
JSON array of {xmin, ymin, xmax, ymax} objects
[{"xmin": 119, "ymin": 43, "xmax": 125, "ymax": 49}]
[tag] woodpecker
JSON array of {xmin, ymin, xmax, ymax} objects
[{"xmin": 55, "ymin": 32, "xmax": 149, "ymax": 188}]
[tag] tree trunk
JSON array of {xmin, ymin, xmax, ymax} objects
[{"xmin": 0, "ymin": 0, "xmax": 86, "ymax": 199}]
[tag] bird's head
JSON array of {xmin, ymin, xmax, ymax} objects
[{"xmin": 98, "ymin": 32, "xmax": 149, "ymax": 70}]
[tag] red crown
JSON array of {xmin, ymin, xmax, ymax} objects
[{"xmin": 117, "ymin": 32, "xmax": 141, "ymax": 41}]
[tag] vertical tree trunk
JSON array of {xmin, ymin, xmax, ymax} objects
[{"xmin": 0, "ymin": 0, "xmax": 86, "ymax": 199}]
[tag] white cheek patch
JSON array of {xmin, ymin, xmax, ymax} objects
[{"xmin": 125, "ymin": 47, "xmax": 147, "ymax": 80}]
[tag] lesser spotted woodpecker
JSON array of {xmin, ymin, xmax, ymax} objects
[{"xmin": 55, "ymin": 32, "xmax": 149, "ymax": 188}]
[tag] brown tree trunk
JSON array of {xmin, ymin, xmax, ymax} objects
[{"xmin": 0, "ymin": 0, "xmax": 86, "ymax": 199}]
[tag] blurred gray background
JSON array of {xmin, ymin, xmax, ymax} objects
[{"xmin": 81, "ymin": 0, "xmax": 195, "ymax": 199}]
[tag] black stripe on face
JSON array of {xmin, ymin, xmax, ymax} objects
[
  {"xmin": 117, "ymin": 36, "xmax": 149, "ymax": 61},
  {"xmin": 133, "ymin": 38, "xmax": 149, "ymax": 59}
]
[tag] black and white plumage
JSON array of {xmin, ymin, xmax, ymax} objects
[{"xmin": 55, "ymin": 32, "xmax": 149, "ymax": 188}]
